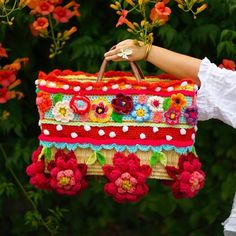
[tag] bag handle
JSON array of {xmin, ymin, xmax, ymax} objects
[
  {"xmin": 96, "ymin": 46, "xmax": 145, "ymax": 82},
  {"xmin": 96, "ymin": 59, "xmax": 144, "ymax": 82}
]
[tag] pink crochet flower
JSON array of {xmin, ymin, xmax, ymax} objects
[
  {"xmin": 103, "ymin": 152, "xmax": 152, "ymax": 203},
  {"xmin": 26, "ymin": 146, "xmax": 51, "ymax": 190},
  {"xmin": 165, "ymin": 153, "xmax": 205, "ymax": 198},
  {"xmin": 164, "ymin": 108, "xmax": 181, "ymax": 125},
  {"xmin": 50, "ymin": 150, "xmax": 88, "ymax": 196}
]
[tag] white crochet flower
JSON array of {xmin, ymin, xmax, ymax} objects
[
  {"xmin": 147, "ymin": 96, "xmax": 164, "ymax": 112},
  {"xmin": 52, "ymin": 100, "xmax": 74, "ymax": 122}
]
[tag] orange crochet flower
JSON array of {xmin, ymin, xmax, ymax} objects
[
  {"xmin": 36, "ymin": 91, "xmax": 52, "ymax": 114},
  {"xmin": 170, "ymin": 93, "xmax": 187, "ymax": 110}
]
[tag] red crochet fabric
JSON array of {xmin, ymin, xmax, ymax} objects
[
  {"xmin": 103, "ymin": 152, "xmax": 151, "ymax": 203},
  {"xmin": 165, "ymin": 153, "xmax": 205, "ymax": 198}
]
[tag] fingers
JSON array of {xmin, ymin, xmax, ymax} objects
[
  {"xmin": 105, "ymin": 54, "xmax": 121, "ymax": 61},
  {"xmin": 104, "ymin": 45, "xmax": 130, "ymax": 61},
  {"xmin": 116, "ymin": 39, "xmax": 133, "ymax": 47}
]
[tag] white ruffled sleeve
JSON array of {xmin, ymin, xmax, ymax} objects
[
  {"xmin": 197, "ymin": 57, "xmax": 236, "ymax": 128},
  {"xmin": 197, "ymin": 58, "xmax": 236, "ymax": 234}
]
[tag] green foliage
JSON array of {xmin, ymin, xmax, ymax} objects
[{"xmin": 0, "ymin": 0, "xmax": 235, "ymax": 236}]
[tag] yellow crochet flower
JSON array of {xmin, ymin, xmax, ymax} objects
[{"xmin": 89, "ymin": 98, "xmax": 113, "ymax": 122}]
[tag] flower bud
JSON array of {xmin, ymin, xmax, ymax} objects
[
  {"xmin": 196, "ymin": 3, "xmax": 207, "ymax": 14},
  {"xmin": 110, "ymin": 4, "xmax": 119, "ymax": 10}
]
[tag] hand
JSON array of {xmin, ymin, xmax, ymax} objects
[{"xmin": 104, "ymin": 39, "xmax": 147, "ymax": 62}]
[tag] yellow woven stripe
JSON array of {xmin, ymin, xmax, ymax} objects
[{"xmin": 40, "ymin": 119, "xmax": 193, "ymax": 129}]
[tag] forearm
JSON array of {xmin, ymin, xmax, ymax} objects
[{"xmin": 147, "ymin": 46, "xmax": 201, "ymax": 85}]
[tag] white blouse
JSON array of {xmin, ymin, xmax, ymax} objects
[
  {"xmin": 197, "ymin": 57, "xmax": 236, "ymax": 128},
  {"xmin": 197, "ymin": 57, "xmax": 236, "ymax": 234}
]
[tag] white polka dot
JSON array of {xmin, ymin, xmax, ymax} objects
[
  {"xmin": 84, "ymin": 125, "xmax": 91, "ymax": 131},
  {"xmin": 167, "ymin": 86, "xmax": 174, "ymax": 92},
  {"xmin": 56, "ymin": 125, "xmax": 63, "ymax": 131},
  {"xmin": 43, "ymin": 129, "xmax": 50, "ymax": 135},
  {"xmin": 140, "ymin": 133, "xmax": 146, "ymax": 139},
  {"xmin": 102, "ymin": 86, "xmax": 108, "ymax": 91},
  {"xmin": 125, "ymin": 84, "xmax": 132, "ymax": 89},
  {"xmin": 155, "ymin": 87, "xmax": 161, "ymax": 92},
  {"xmin": 166, "ymin": 135, "xmax": 173, "ymax": 141},
  {"xmin": 141, "ymin": 86, "xmax": 147, "ymax": 90},
  {"xmin": 71, "ymin": 132, "xmax": 78, "ymax": 138},
  {"xmin": 73, "ymin": 86, "xmax": 81, "ymax": 92},
  {"xmin": 35, "ymin": 79, "xmax": 39, "ymax": 85},
  {"xmin": 48, "ymin": 82, "xmax": 56, "ymax": 88},
  {"xmin": 180, "ymin": 128, "xmax": 186, "ymax": 135},
  {"xmin": 153, "ymin": 127, "xmax": 159, "ymax": 133},
  {"xmin": 109, "ymin": 131, "xmax": 116, "ymax": 138},
  {"xmin": 98, "ymin": 129, "xmax": 105, "ymax": 136},
  {"xmin": 86, "ymin": 86, "xmax": 93, "ymax": 91},
  {"xmin": 62, "ymin": 84, "xmax": 69, "ymax": 90},
  {"xmin": 181, "ymin": 81, "xmax": 188, "ymax": 87},
  {"xmin": 39, "ymin": 80, "xmax": 46, "ymax": 86},
  {"xmin": 111, "ymin": 84, "xmax": 119, "ymax": 89},
  {"xmin": 122, "ymin": 125, "xmax": 129, "ymax": 132}
]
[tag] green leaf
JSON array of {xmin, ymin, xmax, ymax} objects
[
  {"xmin": 220, "ymin": 29, "xmax": 236, "ymax": 41},
  {"xmin": 159, "ymin": 152, "xmax": 167, "ymax": 166},
  {"xmin": 163, "ymin": 98, "xmax": 171, "ymax": 111},
  {"xmin": 43, "ymin": 148, "xmax": 52, "ymax": 162},
  {"xmin": 112, "ymin": 112, "xmax": 123, "ymax": 123},
  {"xmin": 0, "ymin": 182, "xmax": 17, "ymax": 197},
  {"xmin": 192, "ymin": 146, "xmax": 198, "ymax": 157},
  {"xmin": 86, "ymin": 152, "xmax": 97, "ymax": 165},
  {"xmin": 53, "ymin": 94, "xmax": 63, "ymax": 104},
  {"xmin": 150, "ymin": 152, "xmax": 160, "ymax": 167},
  {"xmin": 97, "ymin": 151, "xmax": 106, "ymax": 165},
  {"xmin": 24, "ymin": 210, "xmax": 42, "ymax": 229},
  {"xmin": 217, "ymin": 41, "xmax": 236, "ymax": 58}
]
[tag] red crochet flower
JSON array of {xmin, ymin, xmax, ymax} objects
[
  {"xmin": 103, "ymin": 152, "xmax": 152, "ymax": 203},
  {"xmin": 49, "ymin": 150, "xmax": 88, "ymax": 196},
  {"xmin": 165, "ymin": 153, "xmax": 205, "ymax": 198},
  {"xmin": 26, "ymin": 146, "xmax": 51, "ymax": 190},
  {"xmin": 111, "ymin": 93, "xmax": 133, "ymax": 115}
]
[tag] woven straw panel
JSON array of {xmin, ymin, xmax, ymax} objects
[{"xmin": 50, "ymin": 147, "xmax": 179, "ymax": 180}]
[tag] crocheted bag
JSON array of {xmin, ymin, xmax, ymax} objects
[{"xmin": 26, "ymin": 61, "xmax": 205, "ymax": 202}]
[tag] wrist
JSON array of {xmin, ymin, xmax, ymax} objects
[{"xmin": 144, "ymin": 44, "xmax": 152, "ymax": 61}]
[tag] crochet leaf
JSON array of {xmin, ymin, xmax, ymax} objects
[
  {"xmin": 43, "ymin": 148, "xmax": 52, "ymax": 162},
  {"xmin": 96, "ymin": 151, "xmax": 106, "ymax": 165},
  {"xmin": 192, "ymin": 146, "xmax": 198, "ymax": 157},
  {"xmin": 53, "ymin": 94, "xmax": 63, "ymax": 105},
  {"xmin": 159, "ymin": 152, "xmax": 167, "ymax": 166},
  {"xmin": 112, "ymin": 112, "xmax": 123, "ymax": 123},
  {"xmin": 150, "ymin": 152, "xmax": 160, "ymax": 167},
  {"xmin": 150, "ymin": 152, "xmax": 167, "ymax": 167},
  {"xmin": 86, "ymin": 152, "xmax": 97, "ymax": 165},
  {"xmin": 163, "ymin": 98, "xmax": 171, "ymax": 111}
]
